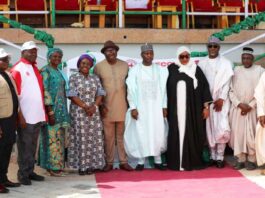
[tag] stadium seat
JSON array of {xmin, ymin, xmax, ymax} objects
[
  {"xmin": 188, "ymin": 0, "xmax": 219, "ymax": 28},
  {"xmin": 155, "ymin": 0, "xmax": 181, "ymax": 28},
  {"xmin": 84, "ymin": 0, "xmax": 116, "ymax": 28},
  {"xmin": 250, "ymin": 0, "xmax": 265, "ymax": 12},
  {"xmin": 0, "ymin": 0, "xmax": 10, "ymax": 28},
  {"xmin": 217, "ymin": 0, "xmax": 243, "ymax": 28},
  {"xmin": 123, "ymin": 0, "xmax": 156, "ymax": 28},
  {"xmin": 16, "ymin": 0, "xmax": 48, "ymax": 27},
  {"xmin": 51, "ymin": 0, "xmax": 82, "ymax": 26},
  {"xmin": 218, "ymin": 0, "xmax": 244, "ymax": 7}
]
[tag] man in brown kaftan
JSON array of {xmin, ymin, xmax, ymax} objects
[{"xmin": 94, "ymin": 40, "xmax": 133, "ymax": 172}]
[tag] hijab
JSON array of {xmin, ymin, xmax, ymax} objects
[{"xmin": 175, "ymin": 46, "xmax": 198, "ymax": 89}]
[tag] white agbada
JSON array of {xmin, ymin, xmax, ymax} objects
[
  {"xmin": 198, "ymin": 55, "xmax": 233, "ymax": 147},
  {"xmin": 254, "ymin": 72, "xmax": 265, "ymax": 166},
  {"xmin": 124, "ymin": 63, "xmax": 168, "ymax": 158},
  {"xmin": 229, "ymin": 65, "xmax": 264, "ymax": 157}
]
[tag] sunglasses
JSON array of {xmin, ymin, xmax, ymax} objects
[
  {"xmin": 104, "ymin": 48, "xmax": 116, "ymax": 53},
  {"xmin": 0, "ymin": 56, "xmax": 10, "ymax": 63},
  {"xmin": 207, "ymin": 44, "xmax": 219, "ymax": 49},
  {"xmin": 179, "ymin": 54, "xmax": 190, "ymax": 60}
]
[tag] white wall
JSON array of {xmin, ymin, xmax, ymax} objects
[{"xmin": 1, "ymin": 43, "xmax": 265, "ymax": 67}]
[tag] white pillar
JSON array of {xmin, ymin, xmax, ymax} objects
[
  {"xmin": 244, "ymin": 0, "xmax": 249, "ymax": 18},
  {"xmin": 119, "ymin": 0, "xmax": 123, "ymax": 28}
]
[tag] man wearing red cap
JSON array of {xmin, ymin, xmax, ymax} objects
[{"xmin": 94, "ymin": 40, "xmax": 133, "ymax": 172}]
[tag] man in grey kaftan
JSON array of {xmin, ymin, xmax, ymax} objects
[{"xmin": 198, "ymin": 36, "xmax": 233, "ymax": 168}]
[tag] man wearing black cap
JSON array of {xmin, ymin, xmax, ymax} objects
[
  {"xmin": 94, "ymin": 40, "xmax": 133, "ymax": 172},
  {"xmin": 229, "ymin": 47, "xmax": 264, "ymax": 170},
  {"xmin": 198, "ymin": 36, "xmax": 233, "ymax": 168}
]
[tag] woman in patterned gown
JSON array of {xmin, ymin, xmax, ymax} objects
[
  {"xmin": 39, "ymin": 48, "xmax": 70, "ymax": 176},
  {"xmin": 68, "ymin": 54, "xmax": 105, "ymax": 175}
]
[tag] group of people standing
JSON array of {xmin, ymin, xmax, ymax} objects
[{"xmin": 1, "ymin": 36, "xmax": 265, "ymax": 194}]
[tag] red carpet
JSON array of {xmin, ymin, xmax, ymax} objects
[{"xmin": 96, "ymin": 166, "xmax": 265, "ymax": 198}]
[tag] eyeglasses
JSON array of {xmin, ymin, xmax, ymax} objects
[
  {"xmin": 179, "ymin": 54, "xmax": 190, "ymax": 60},
  {"xmin": 207, "ymin": 44, "xmax": 219, "ymax": 49},
  {"xmin": 0, "ymin": 56, "xmax": 10, "ymax": 63}
]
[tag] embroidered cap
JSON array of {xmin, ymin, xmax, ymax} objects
[
  {"xmin": 242, "ymin": 47, "xmax": 254, "ymax": 55},
  {"xmin": 141, "ymin": 43, "xmax": 153, "ymax": 53},
  {"xmin": 0, "ymin": 48, "xmax": 9, "ymax": 58},
  {"xmin": 208, "ymin": 36, "xmax": 221, "ymax": 44},
  {"xmin": 21, "ymin": 41, "xmax": 39, "ymax": 51}
]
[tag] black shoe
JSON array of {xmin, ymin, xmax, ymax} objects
[
  {"xmin": 0, "ymin": 184, "xmax": 9, "ymax": 193},
  {"xmin": 79, "ymin": 170, "xmax": 86, "ymax": 176},
  {"xmin": 103, "ymin": 164, "xmax": 113, "ymax": 172},
  {"xmin": 135, "ymin": 164, "xmax": 144, "ymax": 171},
  {"xmin": 246, "ymin": 162, "xmax": 257, "ymax": 170},
  {"xmin": 29, "ymin": 173, "xmax": 45, "ymax": 181},
  {"xmin": 86, "ymin": 169, "xmax": 94, "ymax": 175},
  {"xmin": 120, "ymin": 163, "xmax": 134, "ymax": 171},
  {"xmin": 154, "ymin": 163, "xmax": 167, "ymax": 171},
  {"xmin": 216, "ymin": 160, "xmax": 225, "ymax": 168},
  {"xmin": 18, "ymin": 177, "xmax": 32, "ymax": 185},
  {"xmin": 234, "ymin": 162, "xmax": 245, "ymax": 170},
  {"xmin": 208, "ymin": 159, "xmax": 217, "ymax": 167},
  {"xmin": 3, "ymin": 180, "xmax": 21, "ymax": 187}
]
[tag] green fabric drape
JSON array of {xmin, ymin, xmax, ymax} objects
[
  {"xmin": 0, "ymin": 15, "xmax": 54, "ymax": 48},
  {"xmin": 213, "ymin": 12, "xmax": 265, "ymax": 41}
]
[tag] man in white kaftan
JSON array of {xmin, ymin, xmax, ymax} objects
[
  {"xmin": 124, "ymin": 44, "xmax": 168, "ymax": 171},
  {"xmin": 254, "ymin": 70, "xmax": 265, "ymax": 175},
  {"xmin": 198, "ymin": 36, "xmax": 233, "ymax": 168},
  {"xmin": 229, "ymin": 47, "xmax": 264, "ymax": 170}
]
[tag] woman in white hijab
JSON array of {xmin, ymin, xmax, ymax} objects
[{"xmin": 166, "ymin": 46, "xmax": 212, "ymax": 171}]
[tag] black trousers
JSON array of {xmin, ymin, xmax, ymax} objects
[
  {"xmin": 0, "ymin": 115, "xmax": 16, "ymax": 184},
  {"xmin": 17, "ymin": 123, "xmax": 41, "ymax": 179},
  {"xmin": 0, "ymin": 142, "xmax": 13, "ymax": 183}
]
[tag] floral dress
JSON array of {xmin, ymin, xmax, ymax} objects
[
  {"xmin": 39, "ymin": 65, "xmax": 70, "ymax": 171},
  {"xmin": 67, "ymin": 72, "xmax": 105, "ymax": 171}
]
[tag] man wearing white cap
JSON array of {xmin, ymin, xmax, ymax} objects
[
  {"xmin": 0, "ymin": 49, "xmax": 21, "ymax": 193},
  {"xmin": 253, "ymin": 52, "xmax": 265, "ymax": 175},
  {"xmin": 229, "ymin": 47, "xmax": 264, "ymax": 170},
  {"xmin": 124, "ymin": 44, "xmax": 168, "ymax": 171},
  {"xmin": 198, "ymin": 36, "xmax": 233, "ymax": 168},
  {"xmin": 11, "ymin": 41, "xmax": 46, "ymax": 185}
]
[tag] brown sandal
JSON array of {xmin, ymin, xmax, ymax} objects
[{"xmin": 47, "ymin": 170, "xmax": 66, "ymax": 177}]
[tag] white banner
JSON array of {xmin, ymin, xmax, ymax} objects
[
  {"xmin": 125, "ymin": 0, "xmax": 149, "ymax": 9},
  {"xmin": 65, "ymin": 51, "xmax": 202, "ymax": 77}
]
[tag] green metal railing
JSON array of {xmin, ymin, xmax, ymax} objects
[
  {"xmin": 50, "ymin": 0, "xmax": 187, "ymax": 28},
  {"xmin": 181, "ymin": 0, "xmax": 186, "ymax": 29}
]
